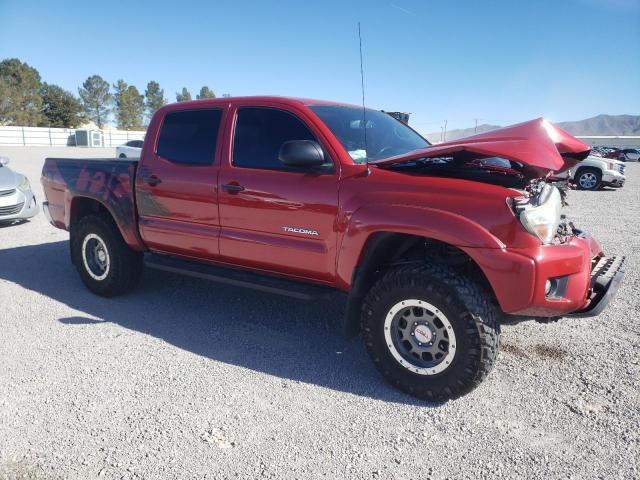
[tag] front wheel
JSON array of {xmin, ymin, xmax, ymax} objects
[
  {"xmin": 361, "ymin": 264, "xmax": 499, "ymax": 401},
  {"xmin": 576, "ymin": 168, "xmax": 602, "ymax": 190},
  {"xmin": 71, "ymin": 213, "xmax": 143, "ymax": 296}
]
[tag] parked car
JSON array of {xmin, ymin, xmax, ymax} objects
[
  {"xmin": 41, "ymin": 98, "xmax": 625, "ymax": 401},
  {"xmin": 0, "ymin": 156, "xmax": 38, "ymax": 223},
  {"xmin": 555, "ymin": 155, "xmax": 625, "ymax": 190},
  {"xmin": 116, "ymin": 140, "xmax": 143, "ymax": 158},
  {"xmin": 605, "ymin": 148, "xmax": 640, "ymax": 162},
  {"xmin": 589, "ymin": 146, "xmax": 614, "ymax": 157}
]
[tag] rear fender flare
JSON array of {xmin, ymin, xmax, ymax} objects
[{"xmin": 66, "ymin": 180, "xmax": 145, "ymax": 252}]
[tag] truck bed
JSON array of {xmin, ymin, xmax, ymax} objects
[{"xmin": 41, "ymin": 157, "xmax": 142, "ymax": 249}]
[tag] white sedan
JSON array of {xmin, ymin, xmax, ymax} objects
[
  {"xmin": 116, "ymin": 140, "xmax": 143, "ymax": 159},
  {"xmin": 0, "ymin": 156, "xmax": 38, "ymax": 223}
]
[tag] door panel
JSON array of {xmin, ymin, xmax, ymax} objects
[
  {"xmin": 218, "ymin": 170, "xmax": 339, "ymax": 281},
  {"xmin": 136, "ymin": 107, "xmax": 226, "ymax": 260},
  {"xmin": 218, "ymin": 105, "xmax": 340, "ymax": 282}
]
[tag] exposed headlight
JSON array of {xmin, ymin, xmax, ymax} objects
[
  {"xmin": 517, "ymin": 184, "xmax": 561, "ymax": 244},
  {"xmin": 17, "ymin": 176, "xmax": 31, "ymax": 192}
]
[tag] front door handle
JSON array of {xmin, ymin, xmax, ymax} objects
[
  {"xmin": 222, "ymin": 183, "xmax": 245, "ymax": 193},
  {"xmin": 143, "ymin": 174, "xmax": 162, "ymax": 187}
]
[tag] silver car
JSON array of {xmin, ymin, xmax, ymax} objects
[{"xmin": 0, "ymin": 156, "xmax": 38, "ymax": 222}]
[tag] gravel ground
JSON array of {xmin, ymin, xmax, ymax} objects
[{"xmin": 0, "ymin": 147, "xmax": 638, "ymax": 480}]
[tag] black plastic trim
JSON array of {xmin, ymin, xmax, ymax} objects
[
  {"xmin": 567, "ymin": 255, "xmax": 625, "ymax": 318},
  {"xmin": 144, "ymin": 253, "xmax": 338, "ymax": 301}
]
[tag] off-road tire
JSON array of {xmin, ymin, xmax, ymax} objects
[
  {"xmin": 71, "ymin": 213, "xmax": 143, "ymax": 296},
  {"xmin": 576, "ymin": 167, "xmax": 602, "ymax": 190},
  {"xmin": 361, "ymin": 263, "xmax": 499, "ymax": 401}
]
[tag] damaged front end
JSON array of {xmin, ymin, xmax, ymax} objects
[
  {"xmin": 374, "ymin": 118, "xmax": 625, "ymax": 321},
  {"xmin": 376, "ymin": 118, "xmax": 591, "ymax": 245},
  {"xmin": 512, "ymin": 179, "xmax": 577, "ymax": 245}
]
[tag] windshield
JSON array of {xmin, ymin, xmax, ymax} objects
[{"xmin": 310, "ymin": 105, "xmax": 429, "ymax": 163}]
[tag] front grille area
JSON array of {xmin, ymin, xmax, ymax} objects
[
  {"xmin": 617, "ymin": 164, "xmax": 626, "ymax": 174},
  {"xmin": 0, "ymin": 188, "xmax": 16, "ymax": 197},
  {"xmin": 0, "ymin": 202, "xmax": 24, "ymax": 216}
]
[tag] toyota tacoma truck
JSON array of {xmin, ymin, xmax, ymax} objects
[{"xmin": 41, "ymin": 97, "xmax": 625, "ymax": 401}]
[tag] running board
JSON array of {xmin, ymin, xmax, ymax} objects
[{"xmin": 144, "ymin": 254, "xmax": 338, "ymax": 301}]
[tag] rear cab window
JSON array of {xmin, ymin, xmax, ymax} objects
[{"xmin": 157, "ymin": 109, "xmax": 223, "ymax": 165}]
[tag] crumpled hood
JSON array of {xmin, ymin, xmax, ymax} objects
[{"xmin": 372, "ymin": 118, "xmax": 591, "ymax": 178}]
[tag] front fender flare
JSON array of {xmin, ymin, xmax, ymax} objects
[{"xmin": 335, "ymin": 204, "xmax": 505, "ymax": 290}]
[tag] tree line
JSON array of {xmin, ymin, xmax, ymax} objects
[{"xmin": 0, "ymin": 58, "xmax": 217, "ymax": 130}]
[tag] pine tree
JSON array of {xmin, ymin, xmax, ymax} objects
[
  {"xmin": 145, "ymin": 80, "xmax": 165, "ymax": 117},
  {"xmin": 196, "ymin": 86, "xmax": 215, "ymax": 99},
  {"xmin": 176, "ymin": 87, "xmax": 192, "ymax": 102},
  {"xmin": 40, "ymin": 83, "xmax": 84, "ymax": 128},
  {"xmin": 122, "ymin": 85, "xmax": 145, "ymax": 129},
  {"xmin": 113, "ymin": 80, "xmax": 144, "ymax": 129},
  {"xmin": 78, "ymin": 75, "xmax": 111, "ymax": 128},
  {"xmin": 0, "ymin": 58, "xmax": 43, "ymax": 126},
  {"xmin": 113, "ymin": 79, "xmax": 128, "ymax": 128}
]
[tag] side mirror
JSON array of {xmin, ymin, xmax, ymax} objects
[
  {"xmin": 0, "ymin": 157, "xmax": 9, "ymax": 166},
  {"xmin": 278, "ymin": 140, "xmax": 326, "ymax": 168}
]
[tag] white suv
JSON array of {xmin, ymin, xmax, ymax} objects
[{"xmin": 555, "ymin": 155, "xmax": 626, "ymax": 190}]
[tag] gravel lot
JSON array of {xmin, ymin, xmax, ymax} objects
[{"xmin": 0, "ymin": 146, "xmax": 638, "ymax": 479}]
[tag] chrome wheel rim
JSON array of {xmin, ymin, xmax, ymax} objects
[
  {"xmin": 384, "ymin": 299, "xmax": 456, "ymax": 375},
  {"xmin": 82, "ymin": 233, "xmax": 110, "ymax": 281},
  {"xmin": 579, "ymin": 172, "xmax": 597, "ymax": 189}
]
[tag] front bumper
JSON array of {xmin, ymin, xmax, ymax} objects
[
  {"xmin": 473, "ymin": 233, "xmax": 623, "ymax": 319},
  {"xmin": 602, "ymin": 170, "xmax": 625, "ymax": 187},
  {"xmin": 0, "ymin": 188, "xmax": 38, "ymax": 221}
]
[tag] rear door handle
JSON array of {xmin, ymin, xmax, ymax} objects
[
  {"xmin": 222, "ymin": 183, "xmax": 245, "ymax": 193},
  {"xmin": 143, "ymin": 174, "xmax": 162, "ymax": 187}
]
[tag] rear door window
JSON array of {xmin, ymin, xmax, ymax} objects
[{"xmin": 157, "ymin": 109, "xmax": 223, "ymax": 165}]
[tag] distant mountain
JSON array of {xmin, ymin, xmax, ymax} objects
[
  {"xmin": 424, "ymin": 114, "xmax": 640, "ymax": 143},
  {"xmin": 556, "ymin": 114, "xmax": 640, "ymax": 136}
]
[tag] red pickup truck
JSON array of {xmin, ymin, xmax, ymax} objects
[{"xmin": 41, "ymin": 96, "xmax": 625, "ymax": 401}]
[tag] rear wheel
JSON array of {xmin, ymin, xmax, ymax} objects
[
  {"xmin": 576, "ymin": 168, "xmax": 601, "ymax": 190},
  {"xmin": 361, "ymin": 263, "xmax": 499, "ymax": 401},
  {"xmin": 118, "ymin": 153, "xmax": 126, "ymax": 158},
  {"xmin": 71, "ymin": 213, "xmax": 143, "ymax": 296}
]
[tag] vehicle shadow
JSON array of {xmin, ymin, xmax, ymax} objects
[
  {"xmin": 0, "ymin": 240, "xmax": 433, "ymax": 406},
  {"xmin": 0, "ymin": 219, "xmax": 28, "ymax": 228}
]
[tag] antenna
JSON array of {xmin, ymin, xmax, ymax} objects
[{"xmin": 357, "ymin": 22, "xmax": 370, "ymax": 172}]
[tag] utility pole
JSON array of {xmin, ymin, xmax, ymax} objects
[
  {"xmin": 440, "ymin": 126, "xmax": 444, "ymax": 142},
  {"xmin": 443, "ymin": 120, "xmax": 448, "ymax": 142},
  {"xmin": 474, "ymin": 118, "xmax": 478, "ymax": 134}
]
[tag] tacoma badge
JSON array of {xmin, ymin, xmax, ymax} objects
[{"xmin": 282, "ymin": 226, "xmax": 319, "ymax": 236}]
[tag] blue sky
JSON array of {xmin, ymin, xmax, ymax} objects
[{"xmin": 1, "ymin": 0, "xmax": 638, "ymax": 131}]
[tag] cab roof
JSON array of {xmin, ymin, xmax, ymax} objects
[{"xmin": 160, "ymin": 95, "xmax": 363, "ymax": 110}]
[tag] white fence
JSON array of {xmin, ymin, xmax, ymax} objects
[
  {"xmin": 0, "ymin": 126, "xmax": 145, "ymax": 147},
  {"xmin": 576, "ymin": 136, "xmax": 640, "ymax": 149}
]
